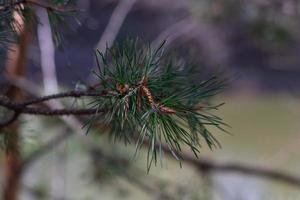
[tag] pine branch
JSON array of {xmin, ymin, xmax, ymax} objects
[
  {"xmin": 1, "ymin": 40, "xmax": 227, "ymax": 170},
  {"xmin": 20, "ymin": 90, "xmax": 109, "ymax": 106},
  {"xmin": 0, "ymin": 92, "xmax": 107, "ymax": 129},
  {"xmin": 16, "ymin": 107, "xmax": 102, "ymax": 116},
  {"xmin": 0, "ymin": 89, "xmax": 110, "ymax": 107},
  {"xmin": 12, "ymin": 76, "xmax": 300, "ymax": 188},
  {"xmin": 0, "ymin": 90, "xmax": 109, "ymax": 129},
  {"xmin": 90, "ymin": 40, "xmax": 228, "ymax": 170}
]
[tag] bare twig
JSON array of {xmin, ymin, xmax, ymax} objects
[
  {"xmin": 0, "ymin": 89, "xmax": 108, "ymax": 128},
  {"xmin": 0, "ymin": 95, "xmax": 105, "ymax": 130},
  {"xmin": 16, "ymin": 106, "xmax": 102, "ymax": 116},
  {"xmin": 5, "ymin": 79, "xmax": 300, "ymax": 189},
  {"xmin": 20, "ymin": 90, "xmax": 108, "ymax": 106}
]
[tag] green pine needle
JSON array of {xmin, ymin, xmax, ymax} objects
[{"xmin": 89, "ymin": 39, "xmax": 228, "ymax": 170}]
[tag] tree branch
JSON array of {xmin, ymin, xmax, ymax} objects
[
  {"xmin": 20, "ymin": 90, "xmax": 108, "ymax": 106},
  {"xmin": 3, "ymin": 81, "xmax": 300, "ymax": 189},
  {"xmin": 0, "ymin": 90, "xmax": 109, "ymax": 129},
  {"xmin": 0, "ymin": 90, "xmax": 108, "ymax": 111},
  {"xmin": 17, "ymin": 107, "xmax": 103, "ymax": 116}
]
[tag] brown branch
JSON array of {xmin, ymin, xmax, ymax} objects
[
  {"xmin": 19, "ymin": 107, "xmax": 103, "ymax": 116},
  {"xmin": 0, "ymin": 90, "xmax": 109, "ymax": 129},
  {"xmin": 0, "ymin": 103, "xmax": 102, "ymax": 121},
  {"xmin": 0, "ymin": 90, "xmax": 108, "ymax": 111},
  {"xmin": 20, "ymin": 90, "xmax": 108, "ymax": 106},
  {"xmin": 3, "ymin": 82, "xmax": 300, "ymax": 189}
]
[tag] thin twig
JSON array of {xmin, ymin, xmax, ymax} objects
[
  {"xmin": 18, "ymin": 107, "xmax": 103, "ymax": 116},
  {"xmin": 5, "ymin": 79, "xmax": 300, "ymax": 189},
  {"xmin": 20, "ymin": 90, "xmax": 108, "ymax": 106},
  {"xmin": 0, "ymin": 94, "xmax": 105, "ymax": 130},
  {"xmin": 0, "ymin": 90, "xmax": 108, "ymax": 127}
]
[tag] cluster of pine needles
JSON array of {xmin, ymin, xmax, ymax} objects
[{"xmin": 86, "ymin": 40, "xmax": 228, "ymax": 170}]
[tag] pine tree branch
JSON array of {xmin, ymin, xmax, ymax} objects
[
  {"xmin": 0, "ymin": 97, "xmax": 103, "ymax": 115},
  {"xmin": 0, "ymin": 91, "xmax": 109, "ymax": 110},
  {"xmin": 0, "ymin": 106, "xmax": 102, "ymax": 130},
  {"xmin": 20, "ymin": 90, "xmax": 109, "ymax": 106},
  {"xmin": 0, "ymin": 90, "xmax": 110, "ymax": 129},
  {"xmin": 0, "ymin": 90, "xmax": 108, "ymax": 110},
  {"xmin": 17, "ymin": 107, "xmax": 103, "ymax": 116}
]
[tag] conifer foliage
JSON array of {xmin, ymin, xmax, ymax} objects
[
  {"xmin": 90, "ymin": 40, "xmax": 227, "ymax": 169},
  {"xmin": 0, "ymin": 1, "xmax": 227, "ymax": 169}
]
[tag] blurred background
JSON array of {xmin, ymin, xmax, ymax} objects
[{"xmin": 2, "ymin": 0, "xmax": 300, "ymax": 199}]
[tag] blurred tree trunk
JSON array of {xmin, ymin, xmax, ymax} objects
[{"xmin": 3, "ymin": 13, "xmax": 31, "ymax": 200}]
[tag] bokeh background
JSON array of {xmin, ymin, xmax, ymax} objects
[{"xmin": 2, "ymin": 0, "xmax": 300, "ymax": 199}]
